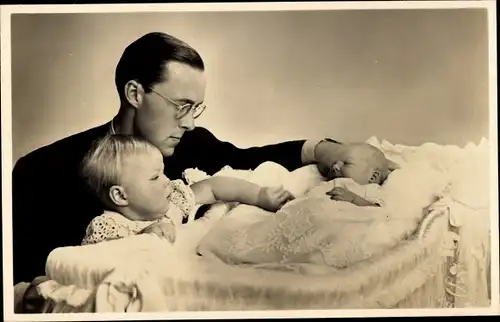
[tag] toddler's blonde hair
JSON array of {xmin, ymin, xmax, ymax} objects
[{"xmin": 80, "ymin": 134, "xmax": 159, "ymax": 206}]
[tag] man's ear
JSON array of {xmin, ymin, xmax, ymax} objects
[
  {"xmin": 109, "ymin": 185, "xmax": 129, "ymax": 207},
  {"xmin": 124, "ymin": 80, "xmax": 145, "ymax": 109}
]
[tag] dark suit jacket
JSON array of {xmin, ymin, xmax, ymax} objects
[{"xmin": 12, "ymin": 122, "xmax": 307, "ymax": 284}]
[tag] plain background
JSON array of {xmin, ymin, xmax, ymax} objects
[{"xmin": 10, "ymin": 9, "xmax": 489, "ymax": 165}]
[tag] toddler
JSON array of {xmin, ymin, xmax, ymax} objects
[{"xmin": 79, "ymin": 134, "xmax": 295, "ymax": 245}]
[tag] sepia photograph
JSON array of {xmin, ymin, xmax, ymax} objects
[{"xmin": 1, "ymin": 1, "xmax": 498, "ymax": 320}]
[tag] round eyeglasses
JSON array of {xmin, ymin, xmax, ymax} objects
[{"xmin": 149, "ymin": 88, "xmax": 206, "ymax": 119}]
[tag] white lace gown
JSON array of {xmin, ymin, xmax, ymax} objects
[
  {"xmin": 81, "ymin": 180, "xmax": 196, "ymax": 245},
  {"xmin": 197, "ymin": 178, "xmax": 406, "ymax": 269}
]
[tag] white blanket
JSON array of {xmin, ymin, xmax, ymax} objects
[
  {"xmin": 196, "ymin": 160, "xmax": 449, "ymax": 269},
  {"xmin": 39, "ymin": 137, "xmax": 492, "ymax": 311}
]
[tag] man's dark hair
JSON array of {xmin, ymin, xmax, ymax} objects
[{"xmin": 115, "ymin": 32, "xmax": 205, "ymax": 100}]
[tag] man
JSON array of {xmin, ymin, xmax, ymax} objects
[{"xmin": 12, "ymin": 32, "xmax": 393, "ymax": 288}]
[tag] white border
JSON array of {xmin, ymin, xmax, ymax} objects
[
  {"xmin": 487, "ymin": 0, "xmax": 499, "ymax": 313},
  {"xmin": 0, "ymin": 1, "xmax": 496, "ymax": 13},
  {"xmin": 1, "ymin": 1, "xmax": 498, "ymax": 321}
]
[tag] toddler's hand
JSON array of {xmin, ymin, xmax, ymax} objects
[
  {"xmin": 258, "ymin": 186, "xmax": 295, "ymax": 211},
  {"xmin": 327, "ymin": 187, "xmax": 357, "ymax": 203},
  {"xmin": 139, "ymin": 218, "xmax": 176, "ymax": 243}
]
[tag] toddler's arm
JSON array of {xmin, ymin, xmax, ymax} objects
[{"xmin": 191, "ymin": 176, "xmax": 294, "ymax": 212}]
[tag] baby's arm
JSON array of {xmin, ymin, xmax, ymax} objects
[
  {"xmin": 190, "ymin": 176, "xmax": 294, "ymax": 212},
  {"xmin": 328, "ymin": 187, "xmax": 381, "ymax": 207},
  {"xmin": 326, "ymin": 178, "xmax": 385, "ymax": 207},
  {"xmin": 351, "ymin": 190, "xmax": 382, "ymax": 207}
]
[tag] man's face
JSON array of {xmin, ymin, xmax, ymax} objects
[{"xmin": 135, "ymin": 61, "xmax": 206, "ymax": 157}]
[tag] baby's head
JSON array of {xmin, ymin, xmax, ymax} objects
[
  {"xmin": 331, "ymin": 143, "xmax": 389, "ymax": 185},
  {"xmin": 80, "ymin": 134, "xmax": 173, "ymax": 221}
]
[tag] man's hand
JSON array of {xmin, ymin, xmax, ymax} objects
[
  {"xmin": 257, "ymin": 186, "xmax": 295, "ymax": 212},
  {"xmin": 139, "ymin": 218, "xmax": 176, "ymax": 243}
]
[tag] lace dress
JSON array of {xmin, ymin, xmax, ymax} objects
[
  {"xmin": 81, "ymin": 179, "xmax": 196, "ymax": 245},
  {"xmin": 198, "ymin": 178, "xmax": 397, "ymax": 269}
]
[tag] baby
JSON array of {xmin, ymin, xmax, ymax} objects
[
  {"xmin": 317, "ymin": 142, "xmax": 391, "ymax": 207},
  {"xmin": 197, "ymin": 143, "xmax": 396, "ymax": 268},
  {"xmin": 79, "ymin": 134, "xmax": 295, "ymax": 245}
]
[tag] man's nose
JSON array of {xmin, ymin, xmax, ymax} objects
[{"xmin": 179, "ymin": 113, "xmax": 195, "ymax": 131}]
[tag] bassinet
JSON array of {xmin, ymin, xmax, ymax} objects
[
  {"xmin": 17, "ymin": 137, "xmax": 492, "ymax": 313},
  {"xmin": 39, "ymin": 203, "xmax": 455, "ymax": 312}
]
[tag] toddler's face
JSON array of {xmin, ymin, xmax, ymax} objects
[{"xmin": 119, "ymin": 150, "xmax": 173, "ymax": 220}]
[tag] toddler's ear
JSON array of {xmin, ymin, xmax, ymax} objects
[{"xmin": 109, "ymin": 185, "xmax": 129, "ymax": 206}]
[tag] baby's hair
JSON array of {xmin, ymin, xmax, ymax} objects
[{"xmin": 80, "ymin": 134, "xmax": 159, "ymax": 206}]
